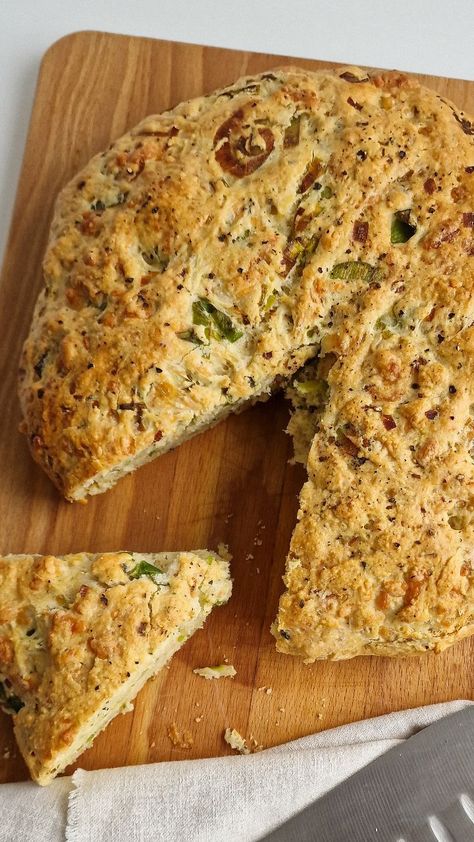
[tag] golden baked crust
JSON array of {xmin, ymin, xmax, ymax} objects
[
  {"xmin": 273, "ymin": 78, "xmax": 474, "ymax": 658},
  {"xmin": 20, "ymin": 65, "xmax": 472, "ymax": 501},
  {"xmin": 18, "ymin": 64, "xmax": 474, "ymax": 659},
  {"xmin": 0, "ymin": 550, "xmax": 231, "ymax": 783},
  {"xmin": 277, "ymin": 341, "xmax": 474, "ymax": 659},
  {"xmin": 20, "ymin": 67, "xmax": 325, "ymax": 499}
]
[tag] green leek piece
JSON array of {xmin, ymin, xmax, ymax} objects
[
  {"xmin": 264, "ymin": 290, "xmax": 278, "ymax": 310},
  {"xmin": 192, "ymin": 298, "xmax": 243, "ymax": 343},
  {"xmin": 128, "ymin": 560, "xmax": 164, "ymax": 580},
  {"xmin": 391, "ymin": 210, "xmax": 417, "ymax": 244},
  {"xmin": 320, "ymin": 186, "xmax": 333, "ymax": 199},
  {"xmin": 330, "ymin": 261, "xmax": 381, "ymax": 282},
  {"xmin": 284, "ymin": 115, "xmax": 301, "ymax": 147},
  {"xmin": 293, "ymin": 378, "xmax": 329, "ymax": 404},
  {"xmin": 141, "ymin": 247, "xmax": 169, "ymax": 271},
  {"xmin": 177, "ymin": 329, "xmax": 205, "ymax": 345}
]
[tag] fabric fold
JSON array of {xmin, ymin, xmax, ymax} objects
[{"xmin": 0, "ymin": 701, "xmax": 469, "ymax": 842}]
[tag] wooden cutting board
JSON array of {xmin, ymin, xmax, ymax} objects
[{"xmin": 0, "ymin": 31, "xmax": 472, "ymax": 784}]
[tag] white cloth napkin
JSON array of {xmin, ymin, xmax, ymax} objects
[{"xmin": 0, "ymin": 700, "xmax": 470, "ymax": 842}]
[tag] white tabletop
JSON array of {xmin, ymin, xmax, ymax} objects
[{"xmin": 1, "ymin": 0, "xmax": 473, "ymax": 263}]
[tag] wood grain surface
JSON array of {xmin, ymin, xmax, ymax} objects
[{"xmin": 0, "ymin": 31, "xmax": 472, "ymax": 784}]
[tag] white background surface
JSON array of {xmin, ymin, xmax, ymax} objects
[{"xmin": 1, "ymin": 0, "xmax": 473, "ymax": 264}]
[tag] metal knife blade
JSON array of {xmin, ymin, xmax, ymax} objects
[{"xmin": 260, "ymin": 706, "xmax": 474, "ymax": 842}]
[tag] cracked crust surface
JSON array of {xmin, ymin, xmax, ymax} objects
[
  {"xmin": 20, "ymin": 65, "xmax": 473, "ymax": 500},
  {"xmin": 18, "ymin": 64, "xmax": 474, "ymax": 660},
  {"xmin": 274, "ymin": 85, "xmax": 474, "ymax": 659},
  {"xmin": 0, "ymin": 550, "xmax": 231, "ymax": 783}
]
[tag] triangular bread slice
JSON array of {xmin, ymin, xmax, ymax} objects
[
  {"xmin": 20, "ymin": 66, "xmax": 473, "ymax": 501},
  {"xmin": 0, "ymin": 550, "xmax": 231, "ymax": 784}
]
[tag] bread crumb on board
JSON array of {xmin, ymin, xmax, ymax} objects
[
  {"xmin": 217, "ymin": 543, "xmax": 232, "ymax": 562},
  {"xmin": 167, "ymin": 722, "xmax": 194, "ymax": 749},
  {"xmin": 249, "ymin": 735, "xmax": 263, "ymax": 753},
  {"xmin": 224, "ymin": 728, "xmax": 263, "ymax": 755},
  {"xmin": 193, "ymin": 664, "xmax": 236, "ymax": 679}
]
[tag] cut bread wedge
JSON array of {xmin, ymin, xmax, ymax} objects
[
  {"xmin": 0, "ymin": 550, "xmax": 231, "ymax": 784},
  {"xmin": 273, "ymin": 275, "xmax": 474, "ymax": 659}
]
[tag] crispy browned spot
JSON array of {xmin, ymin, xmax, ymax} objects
[
  {"xmin": 423, "ymin": 222, "xmax": 460, "ymax": 249},
  {"xmin": 337, "ymin": 431, "xmax": 360, "ymax": 457},
  {"xmin": 424, "ymin": 177, "xmax": 436, "ymax": 194},
  {"xmin": 347, "ymin": 96, "xmax": 363, "ymax": 111},
  {"xmin": 339, "ymin": 70, "xmax": 369, "ymax": 83},
  {"xmin": 0, "ymin": 637, "xmax": 14, "ymax": 665},
  {"xmin": 353, "ymin": 220, "xmax": 368, "ymax": 242},
  {"xmin": 404, "ymin": 573, "xmax": 427, "ymax": 606},
  {"xmin": 453, "ymin": 111, "xmax": 474, "ymax": 136},
  {"xmin": 214, "ymin": 109, "xmax": 275, "ymax": 178},
  {"xmin": 298, "ymin": 159, "xmax": 322, "ymax": 193},
  {"xmin": 376, "ymin": 589, "xmax": 390, "ymax": 610},
  {"xmin": 136, "ymin": 126, "xmax": 178, "ymax": 138},
  {"xmin": 382, "ymin": 414, "xmax": 396, "ymax": 430}
]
